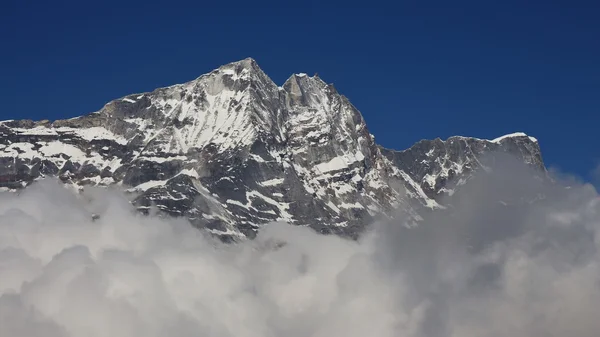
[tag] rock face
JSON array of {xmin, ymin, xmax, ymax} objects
[
  {"xmin": 381, "ymin": 133, "xmax": 545, "ymax": 202},
  {"xmin": 0, "ymin": 58, "xmax": 545, "ymax": 240}
]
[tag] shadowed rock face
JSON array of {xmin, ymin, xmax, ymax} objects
[{"xmin": 0, "ymin": 58, "xmax": 545, "ymax": 240}]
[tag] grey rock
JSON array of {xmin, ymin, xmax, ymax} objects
[{"xmin": 0, "ymin": 58, "xmax": 546, "ymax": 241}]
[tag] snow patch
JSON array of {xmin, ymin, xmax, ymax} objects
[
  {"xmin": 314, "ymin": 152, "xmax": 364, "ymax": 174},
  {"xmin": 326, "ymin": 201, "xmax": 341, "ymax": 213},
  {"xmin": 136, "ymin": 156, "xmax": 188, "ymax": 163},
  {"xmin": 128, "ymin": 180, "xmax": 168, "ymax": 192},
  {"xmin": 247, "ymin": 190, "xmax": 293, "ymax": 222},
  {"xmin": 66, "ymin": 127, "xmax": 128, "ymax": 145},
  {"xmin": 38, "ymin": 142, "xmax": 86, "ymax": 160},
  {"xmin": 339, "ymin": 202, "xmax": 364, "ymax": 209},
  {"xmin": 178, "ymin": 168, "xmax": 199, "ymax": 179},
  {"xmin": 260, "ymin": 178, "xmax": 284, "ymax": 187},
  {"xmin": 490, "ymin": 132, "xmax": 537, "ymax": 143}
]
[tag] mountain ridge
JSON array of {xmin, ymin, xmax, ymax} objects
[{"xmin": 0, "ymin": 58, "xmax": 545, "ymax": 240}]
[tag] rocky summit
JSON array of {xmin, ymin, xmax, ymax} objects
[{"xmin": 0, "ymin": 58, "xmax": 545, "ymax": 241}]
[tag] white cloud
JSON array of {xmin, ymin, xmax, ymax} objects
[{"xmin": 0, "ymin": 154, "xmax": 599, "ymax": 337}]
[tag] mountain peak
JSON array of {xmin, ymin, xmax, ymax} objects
[
  {"xmin": 192, "ymin": 57, "xmax": 268, "ymax": 85},
  {"xmin": 282, "ymin": 72, "xmax": 330, "ymax": 102},
  {"xmin": 220, "ymin": 57, "xmax": 260, "ymax": 72},
  {"xmin": 238, "ymin": 56, "xmax": 258, "ymax": 65},
  {"xmin": 283, "ymin": 72, "xmax": 327, "ymax": 86}
]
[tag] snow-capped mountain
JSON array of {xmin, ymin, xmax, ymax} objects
[
  {"xmin": 0, "ymin": 58, "xmax": 545, "ymax": 240},
  {"xmin": 381, "ymin": 133, "xmax": 544, "ymax": 202}
]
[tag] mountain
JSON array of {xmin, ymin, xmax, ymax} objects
[
  {"xmin": 0, "ymin": 58, "xmax": 545, "ymax": 241},
  {"xmin": 381, "ymin": 133, "xmax": 544, "ymax": 202}
]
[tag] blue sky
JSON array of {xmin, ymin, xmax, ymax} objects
[{"xmin": 1, "ymin": 0, "xmax": 599, "ymax": 183}]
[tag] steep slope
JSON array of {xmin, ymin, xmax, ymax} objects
[{"xmin": 0, "ymin": 58, "xmax": 546, "ymax": 240}]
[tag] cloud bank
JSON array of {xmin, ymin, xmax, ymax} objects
[{"xmin": 0, "ymin": 155, "xmax": 599, "ymax": 337}]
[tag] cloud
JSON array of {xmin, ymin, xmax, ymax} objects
[
  {"xmin": 592, "ymin": 162, "xmax": 600, "ymax": 186},
  {"xmin": 0, "ymin": 154, "xmax": 599, "ymax": 337}
]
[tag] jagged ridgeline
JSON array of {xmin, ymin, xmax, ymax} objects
[{"xmin": 0, "ymin": 58, "xmax": 544, "ymax": 240}]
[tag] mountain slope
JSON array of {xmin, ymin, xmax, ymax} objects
[
  {"xmin": 0, "ymin": 58, "xmax": 545, "ymax": 240},
  {"xmin": 381, "ymin": 133, "xmax": 545, "ymax": 203}
]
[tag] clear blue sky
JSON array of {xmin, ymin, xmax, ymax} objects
[{"xmin": 1, "ymin": 0, "xmax": 599, "ymax": 183}]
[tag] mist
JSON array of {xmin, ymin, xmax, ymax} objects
[{"xmin": 1, "ymin": 154, "xmax": 599, "ymax": 337}]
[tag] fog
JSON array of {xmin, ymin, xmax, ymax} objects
[{"xmin": 1, "ymin": 155, "xmax": 599, "ymax": 337}]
